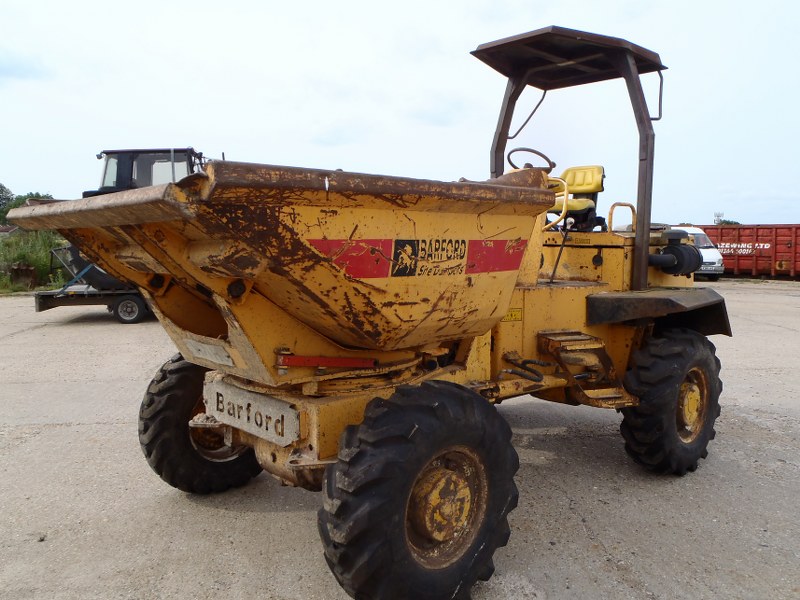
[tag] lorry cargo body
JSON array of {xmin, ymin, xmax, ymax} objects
[{"xmin": 701, "ymin": 224, "xmax": 800, "ymax": 278}]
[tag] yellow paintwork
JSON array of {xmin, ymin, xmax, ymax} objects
[
  {"xmin": 539, "ymin": 229, "xmax": 694, "ymax": 288},
  {"xmin": 491, "ymin": 285, "xmax": 637, "ymax": 403}
]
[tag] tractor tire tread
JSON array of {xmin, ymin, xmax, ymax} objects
[
  {"xmin": 621, "ymin": 328, "xmax": 722, "ymax": 476},
  {"xmin": 318, "ymin": 381, "xmax": 518, "ymax": 600}
]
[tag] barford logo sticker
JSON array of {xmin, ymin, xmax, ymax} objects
[
  {"xmin": 392, "ymin": 239, "xmax": 468, "ymax": 277},
  {"xmin": 392, "ymin": 240, "xmax": 419, "ymax": 276}
]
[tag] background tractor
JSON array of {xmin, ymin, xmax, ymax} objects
[
  {"xmin": 82, "ymin": 147, "xmax": 205, "ymax": 197},
  {"xmin": 9, "ymin": 26, "xmax": 729, "ymax": 600}
]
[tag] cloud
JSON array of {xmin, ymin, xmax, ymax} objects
[
  {"xmin": 311, "ymin": 122, "xmax": 368, "ymax": 147},
  {"xmin": 0, "ymin": 49, "xmax": 47, "ymax": 84},
  {"xmin": 407, "ymin": 100, "xmax": 466, "ymax": 128}
]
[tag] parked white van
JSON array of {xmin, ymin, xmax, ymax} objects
[{"xmin": 671, "ymin": 225, "xmax": 725, "ymax": 280}]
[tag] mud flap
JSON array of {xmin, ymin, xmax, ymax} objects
[{"xmin": 586, "ymin": 287, "xmax": 731, "ymax": 336}]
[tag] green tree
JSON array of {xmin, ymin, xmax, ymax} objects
[
  {"xmin": 0, "ymin": 183, "xmax": 13, "ymax": 210},
  {"xmin": 0, "ymin": 198, "xmax": 25, "ymax": 225},
  {"xmin": 717, "ymin": 219, "xmax": 741, "ymax": 225}
]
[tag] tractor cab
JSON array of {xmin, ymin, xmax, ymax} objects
[
  {"xmin": 472, "ymin": 26, "xmax": 666, "ymax": 288},
  {"xmin": 83, "ymin": 147, "xmax": 205, "ymax": 197}
]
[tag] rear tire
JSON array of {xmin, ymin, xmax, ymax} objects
[
  {"xmin": 621, "ymin": 328, "xmax": 722, "ymax": 475},
  {"xmin": 139, "ymin": 355, "xmax": 262, "ymax": 493},
  {"xmin": 318, "ymin": 381, "xmax": 519, "ymax": 600}
]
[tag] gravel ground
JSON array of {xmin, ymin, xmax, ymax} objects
[{"xmin": 0, "ymin": 279, "xmax": 798, "ymax": 599}]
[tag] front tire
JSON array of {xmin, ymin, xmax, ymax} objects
[
  {"xmin": 621, "ymin": 329, "xmax": 722, "ymax": 475},
  {"xmin": 318, "ymin": 381, "xmax": 519, "ymax": 600},
  {"xmin": 139, "ymin": 354, "xmax": 262, "ymax": 493}
]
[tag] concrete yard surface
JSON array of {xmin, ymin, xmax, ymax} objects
[{"xmin": 0, "ymin": 279, "xmax": 798, "ymax": 599}]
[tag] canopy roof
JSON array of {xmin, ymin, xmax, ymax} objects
[{"xmin": 472, "ymin": 25, "xmax": 665, "ymax": 90}]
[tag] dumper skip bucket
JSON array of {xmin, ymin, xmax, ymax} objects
[{"xmin": 9, "ymin": 161, "xmax": 553, "ymax": 353}]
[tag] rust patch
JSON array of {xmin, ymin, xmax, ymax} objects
[{"xmin": 197, "ymin": 198, "xmax": 387, "ymax": 348}]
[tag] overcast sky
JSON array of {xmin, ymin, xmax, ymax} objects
[{"xmin": 1, "ymin": 0, "xmax": 798, "ymax": 225}]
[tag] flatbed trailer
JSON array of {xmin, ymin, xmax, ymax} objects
[
  {"xmin": 34, "ymin": 284, "xmax": 148, "ymax": 324},
  {"xmin": 34, "ymin": 246, "xmax": 149, "ymax": 324}
]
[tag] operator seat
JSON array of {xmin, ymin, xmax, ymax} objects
[{"xmin": 548, "ymin": 165, "xmax": 607, "ymax": 231}]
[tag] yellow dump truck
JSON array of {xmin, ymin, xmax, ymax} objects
[{"xmin": 9, "ymin": 26, "xmax": 730, "ymax": 600}]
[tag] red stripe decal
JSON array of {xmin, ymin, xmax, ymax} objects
[
  {"xmin": 309, "ymin": 238, "xmax": 528, "ymax": 278},
  {"xmin": 466, "ymin": 239, "xmax": 528, "ymax": 274},
  {"xmin": 308, "ymin": 239, "xmax": 392, "ymax": 278}
]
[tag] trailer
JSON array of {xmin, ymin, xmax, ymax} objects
[
  {"xmin": 701, "ymin": 224, "xmax": 800, "ymax": 278},
  {"xmin": 34, "ymin": 246, "xmax": 149, "ymax": 324},
  {"xmin": 35, "ymin": 285, "xmax": 147, "ymax": 323}
]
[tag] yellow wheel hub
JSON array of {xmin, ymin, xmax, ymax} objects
[
  {"xmin": 405, "ymin": 446, "xmax": 488, "ymax": 569},
  {"xmin": 679, "ymin": 382, "xmax": 702, "ymax": 428},
  {"xmin": 409, "ymin": 467, "xmax": 472, "ymax": 543},
  {"xmin": 677, "ymin": 367, "xmax": 709, "ymax": 443}
]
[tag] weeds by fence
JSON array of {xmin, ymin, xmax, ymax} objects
[{"xmin": 0, "ymin": 231, "xmax": 67, "ymax": 292}]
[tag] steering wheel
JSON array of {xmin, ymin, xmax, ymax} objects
[{"xmin": 507, "ymin": 147, "xmax": 556, "ymax": 173}]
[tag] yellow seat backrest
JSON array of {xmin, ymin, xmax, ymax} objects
[
  {"xmin": 548, "ymin": 165, "xmax": 605, "ymax": 213},
  {"xmin": 562, "ymin": 165, "xmax": 604, "ymax": 194}
]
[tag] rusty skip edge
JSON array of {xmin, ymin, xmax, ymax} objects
[
  {"xmin": 7, "ymin": 161, "xmax": 554, "ymax": 233},
  {"xmin": 204, "ymin": 161, "xmax": 554, "ymax": 213},
  {"xmin": 6, "ymin": 184, "xmax": 192, "ymax": 231}
]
